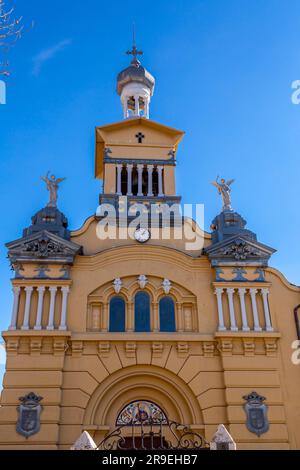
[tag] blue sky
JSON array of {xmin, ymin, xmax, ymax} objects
[{"xmin": 0, "ymin": 0, "xmax": 300, "ymax": 387}]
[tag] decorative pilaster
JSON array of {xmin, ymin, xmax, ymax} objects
[
  {"xmin": 137, "ymin": 164, "xmax": 144, "ymax": 196},
  {"xmin": 250, "ymin": 288, "xmax": 262, "ymax": 331},
  {"xmin": 101, "ymin": 302, "xmax": 108, "ymax": 332},
  {"xmin": 238, "ymin": 288, "xmax": 250, "ymax": 332},
  {"xmin": 127, "ymin": 301, "xmax": 134, "ymax": 332},
  {"xmin": 176, "ymin": 303, "xmax": 184, "ymax": 332},
  {"xmin": 127, "ymin": 164, "xmax": 133, "ymax": 196},
  {"xmin": 226, "ymin": 288, "xmax": 238, "ymax": 331},
  {"xmin": 21, "ymin": 286, "xmax": 34, "ymax": 330},
  {"xmin": 116, "ymin": 164, "xmax": 122, "ymax": 196},
  {"xmin": 47, "ymin": 286, "xmax": 57, "ymax": 331},
  {"xmin": 261, "ymin": 288, "xmax": 273, "ymax": 332},
  {"xmin": 59, "ymin": 286, "xmax": 70, "ymax": 331},
  {"xmin": 215, "ymin": 288, "xmax": 226, "ymax": 331},
  {"xmin": 34, "ymin": 286, "xmax": 46, "ymax": 331},
  {"xmin": 153, "ymin": 301, "xmax": 159, "ymax": 332},
  {"xmin": 9, "ymin": 286, "xmax": 21, "ymax": 330},
  {"xmin": 157, "ymin": 166, "xmax": 164, "ymax": 197},
  {"xmin": 147, "ymin": 165, "xmax": 154, "ymax": 197}
]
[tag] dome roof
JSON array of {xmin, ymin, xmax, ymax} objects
[{"xmin": 117, "ymin": 60, "xmax": 155, "ymax": 96}]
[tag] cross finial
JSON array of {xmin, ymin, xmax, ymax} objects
[{"xmin": 126, "ymin": 23, "xmax": 143, "ymax": 66}]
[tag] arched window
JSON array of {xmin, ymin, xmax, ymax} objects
[
  {"xmin": 109, "ymin": 296, "xmax": 125, "ymax": 332},
  {"xmin": 135, "ymin": 292, "xmax": 151, "ymax": 332},
  {"xmin": 159, "ymin": 297, "xmax": 176, "ymax": 332}
]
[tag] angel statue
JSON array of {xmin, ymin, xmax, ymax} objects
[
  {"xmin": 211, "ymin": 176, "xmax": 235, "ymax": 211},
  {"xmin": 41, "ymin": 172, "xmax": 66, "ymax": 208}
]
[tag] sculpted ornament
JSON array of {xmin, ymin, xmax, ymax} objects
[
  {"xmin": 138, "ymin": 275, "xmax": 148, "ymax": 289},
  {"xmin": 16, "ymin": 392, "xmax": 43, "ymax": 438},
  {"xmin": 41, "ymin": 172, "xmax": 66, "ymax": 208},
  {"xmin": 222, "ymin": 240, "xmax": 259, "ymax": 261},
  {"xmin": 113, "ymin": 278, "xmax": 123, "ymax": 294},
  {"xmin": 211, "ymin": 176, "xmax": 235, "ymax": 211},
  {"xmin": 22, "ymin": 236, "xmax": 65, "ymax": 258},
  {"xmin": 243, "ymin": 391, "xmax": 269, "ymax": 437}
]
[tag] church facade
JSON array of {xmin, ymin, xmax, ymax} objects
[{"xmin": 0, "ymin": 47, "xmax": 300, "ymax": 450}]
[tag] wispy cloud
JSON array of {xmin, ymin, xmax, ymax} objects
[{"xmin": 32, "ymin": 38, "xmax": 72, "ymax": 76}]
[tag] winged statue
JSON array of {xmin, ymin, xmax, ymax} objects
[
  {"xmin": 211, "ymin": 176, "xmax": 235, "ymax": 211},
  {"xmin": 41, "ymin": 172, "xmax": 66, "ymax": 208}
]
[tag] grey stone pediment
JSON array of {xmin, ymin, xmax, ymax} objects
[
  {"xmin": 205, "ymin": 235, "xmax": 276, "ymax": 267},
  {"xmin": 6, "ymin": 230, "xmax": 82, "ymax": 264}
]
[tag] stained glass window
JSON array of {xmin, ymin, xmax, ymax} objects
[
  {"xmin": 134, "ymin": 292, "xmax": 151, "ymax": 332},
  {"xmin": 109, "ymin": 296, "xmax": 125, "ymax": 332},
  {"xmin": 159, "ymin": 296, "xmax": 176, "ymax": 332},
  {"xmin": 116, "ymin": 401, "xmax": 168, "ymax": 426}
]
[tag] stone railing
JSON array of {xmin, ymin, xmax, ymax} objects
[
  {"xmin": 9, "ymin": 284, "xmax": 70, "ymax": 331},
  {"xmin": 214, "ymin": 285, "xmax": 273, "ymax": 332}
]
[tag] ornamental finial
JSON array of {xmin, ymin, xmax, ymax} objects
[{"xmin": 126, "ymin": 23, "xmax": 143, "ymax": 66}]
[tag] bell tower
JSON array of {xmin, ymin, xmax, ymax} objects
[
  {"xmin": 95, "ymin": 43, "xmax": 184, "ymax": 214},
  {"xmin": 117, "ymin": 41, "xmax": 155, "ymax": 119}
]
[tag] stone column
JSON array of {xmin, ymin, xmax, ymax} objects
[
  {"xmin": 134, "ymin": 94, "xmax": 139, "ymax": 116},
  {"xmin": 153, "ymin": 301, "xmax": 159, "ymax": 332},
  {"xmin": 176, "ymin": 302, "xmax": 184, "ymax": 332},
  {"xmin": 137, "ymin": 164, "xmax": 144, "ymax": 196},
  {"xmin": 250, "ymin": 288, "xmax": 262, "ymax": 331},
  {"xmin": 59, "ymin": 286, "xmax": 70, "ymax": 331},
  {"xmin": 127, "ymin": 164, "xmax": 133, "ymax": 196},
  {"xmin": 22, "ymin": 286, "xmax": 34, "ymax": 330},
  {"xmin": 238, "ymin": 288, "xmax": 250, "ymax": 332},
  {"xmin": 34, "ymin": 286, "xmax": 46, "ymax": 331},
  {"xmin": 261, "ymin": 288, "xmax": 273, "ymax": 331},
  {"xmin": 226, "ymin": 288, "xmax": 238, "ymax": 331},
  {"xmin": 144, "ymin": 99, "xmax": 149, "ymax": 119},
  {"xmin": 47, "ymin": 286, "xmax": 57, "ymax": 331},
  {"xmin": 101, "ymin": 302, "xmax": 108, "ymax": 332},
  {"xmin": 127, "ymin": 301, "xmax": 134, "ymax": 332},
  {"xmin": 157, "ymin": 166, "xmax": 164, "ymax": 197},
  {"xmin": 9, "ymin": 286, "xmax": 21, "ymax": 331},
  {"xmin": 215, "ymin": 288, "xmax": 226, "ymax": 331},
  {"xmin": 147, "ymin": 165, "xmax": 154, "ymax": 197},
  {"xmin": 122, "ymin": 99, "xmax": 128, "ymax": 119},
  {"xmin": 116, "ymin": 164, "xmax": 122, "ymax": 196}
]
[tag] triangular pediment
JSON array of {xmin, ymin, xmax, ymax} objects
[
  {"xmin": 205, "ymin": 234, "xmax": 276, "ymax": 267},
  {"xmin": 95, "ymin": 117, "xmax": 185, "ymax": 178},
  {"xmin": 6, "ymin": 230, "xmax": 82, "ymax": 264}
]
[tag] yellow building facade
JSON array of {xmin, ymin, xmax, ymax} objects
[{"xmin": 0, "ymin": 48, "xmax": 300, "ymax": 450}]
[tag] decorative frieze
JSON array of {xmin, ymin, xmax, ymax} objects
[
  {"xmin": 203, "ymin": 341, "xmax": 215, "ymax": 357},
  {"xmin": 152, "ymin": 342, "xmax": 164, "ymax": 358},
  {"xmin": 98, "ymin": 342, "xmax": 110, "ymax": 357},
  {"xmin": 176, "ymin": 342, "xmax": 189, "ymax": 356},
  {"xmin": 125, "ymin": 342, "xmax": 136, "ymax": 358},
  {"xmin": 72, "ymin": 341, "xmax": 84, "ymax": 357},
  {"xmin": 242, "ymin": 339, "xmax": 255, "ymax": 356},
  {"xmin": 30, "ymin": 338, "xmax": 42, "ymax": 354}
]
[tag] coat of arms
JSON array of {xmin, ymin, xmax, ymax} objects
[
  {"xmin": 243, "ymin": 391, "xmax": 269, "ymax": 437},
  {"xmin": 16, "ymin": 392, "xmax": 43, "ymax": 438}
]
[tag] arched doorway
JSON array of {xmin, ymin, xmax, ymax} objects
[{"xmin": 83, "ymin": 365, "xmax": 206, "ymax": 449}]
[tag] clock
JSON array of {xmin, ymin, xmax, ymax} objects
[{"xmin": 134, "ymin": 228, "xmax": 150, "ymax": 243}]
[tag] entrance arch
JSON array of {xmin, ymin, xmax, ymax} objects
[{"xmin": 83, "ymin": 365, "xmax": 204, "ymax": 439}]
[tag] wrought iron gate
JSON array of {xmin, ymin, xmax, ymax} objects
[{"xmin": 97, "ymin": 417, "xmax": 209, "ymax": 450}]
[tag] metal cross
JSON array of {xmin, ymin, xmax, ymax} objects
[
  {"xmin": 126, "ymin": 24, "xmax": 143, "ymax": 64},
  {"xmin": 136, "ymin": 132, "xmax": 145, "ymax": 143}
]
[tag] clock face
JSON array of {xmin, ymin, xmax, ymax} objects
[{"xmin": 134, "ymin": 228, "xmax": 150, "ymax": 243}]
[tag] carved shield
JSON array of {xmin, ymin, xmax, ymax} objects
[
  {"xmin": 243, "ymin": 391, "xmax": 269, "ymax": 437},
  {"xmin": 16, "ymin": 392, "xmax": 43, "ymax": 438}
]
